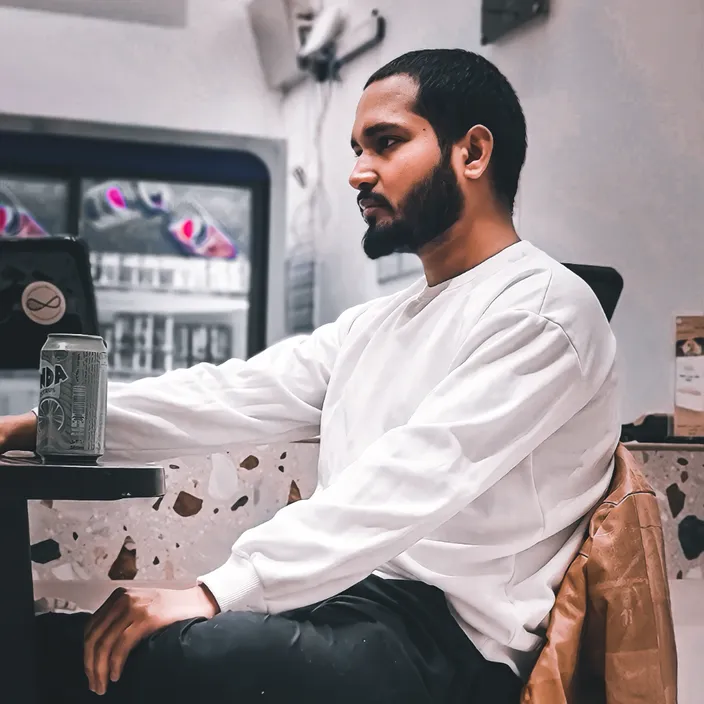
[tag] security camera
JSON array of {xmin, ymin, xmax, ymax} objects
[{"xmin": 298, "ymin": 6, "xmax": 346, "ymax": 60}]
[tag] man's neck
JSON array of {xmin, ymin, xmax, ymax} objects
[{"xmin": 419, "ymin": 214, "xmax": 520, "ymax": 287}]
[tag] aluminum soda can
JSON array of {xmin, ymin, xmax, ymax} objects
[{"xmin": 36, "ymin": 333, "xmax": 108, "ymax": 465}]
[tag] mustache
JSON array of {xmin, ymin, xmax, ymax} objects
[{"xmin": 357, "ymin": 191, "xmax": 391, "ymax": 209}]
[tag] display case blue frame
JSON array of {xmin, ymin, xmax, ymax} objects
[{"xmin": 0, "ymin": 114, "xmax": 288, "ymax": 358}]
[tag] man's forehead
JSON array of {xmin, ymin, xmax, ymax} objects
[
  {"xmin": 359, "ymin": 74, "xmax": 418, "ymax": 108},
  {"xmin": 352, "ymin": 75, "xmax": 423, "ymax": 138}
]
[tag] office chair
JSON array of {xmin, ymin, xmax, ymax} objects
[{"xmin": 562, "ymin": 263, "xmax": 623, "ymax": 322}]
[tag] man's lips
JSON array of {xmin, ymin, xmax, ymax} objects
[{"xmin": 358, "ymin": 197, "xmax": 390, "ymax": 215}]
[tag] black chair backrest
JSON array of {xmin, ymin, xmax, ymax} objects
[
  {"xmin": 0, "ymin": 237, "xmax": 99, "ymax": 370},
  {"xmin": 562, "ymin": 263, "xmax": 623, "ymax": 322}
]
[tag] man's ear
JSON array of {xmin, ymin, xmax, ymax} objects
[{"xmin": 459, "ymin": 125, "xmax": 494, "ymax": 181}]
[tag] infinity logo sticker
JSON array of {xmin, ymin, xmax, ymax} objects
[{"xmin": 21, "ymin": 281, "xmax": 67, "ymax": 325}]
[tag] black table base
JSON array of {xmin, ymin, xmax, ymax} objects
[
  {"xmin": 0, "ymin": 452, "xmax": 165, "ymax": 704},
  {"xmin": 0, "ymin": 497, "xmax": 39, "ymax": 702}
]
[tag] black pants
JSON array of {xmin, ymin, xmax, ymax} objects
[{"xmin": 36, "ymin": 576, "xmax": 522, "ymax": 704}]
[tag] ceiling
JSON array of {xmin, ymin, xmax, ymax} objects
[{"xmin": 0, "ymin": 0, "xmax": 188, "ymax": 27}]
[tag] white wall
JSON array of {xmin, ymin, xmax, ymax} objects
[
  {"xmin": 0, "ymin": 0, "xmax": 283, "ymax": 137},
  {"xmin": 283, "ymin": 0, "xmax": 704, "ymax": 423}
]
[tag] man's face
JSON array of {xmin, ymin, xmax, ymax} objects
[{"xmin": 349, "ymin": 75, "xmax": 465, "ymax": 260}]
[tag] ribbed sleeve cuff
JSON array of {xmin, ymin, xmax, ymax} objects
[{"xmin": 197, "ymin": 554, "xmax": 266, "ymax": 613}]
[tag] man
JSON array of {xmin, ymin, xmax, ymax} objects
[{"xmin": 0, "ymin": 49, "xmax": 620, "ymax": 703}]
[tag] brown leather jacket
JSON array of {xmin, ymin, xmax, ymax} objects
[{"xmin": 521, "ymin": 445, "xmax": 678, "ymax": 704}]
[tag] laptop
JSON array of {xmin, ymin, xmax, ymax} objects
[{"xmin": 0, "ymin": 237, "xmax": 99, "ymax": 370}]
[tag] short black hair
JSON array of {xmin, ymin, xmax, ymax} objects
[{"xmin": 365, "ymin": 49, "xmax": 526, "ymax": 213}]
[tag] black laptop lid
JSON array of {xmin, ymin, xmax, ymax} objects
[{"xmin": 0, "ymin": 237, "xmax": 99, "ymax": 370}]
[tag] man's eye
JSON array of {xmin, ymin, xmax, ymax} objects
[{"xmin": 377, "ymin": 137, "xmax": 399, "ymax": 152}]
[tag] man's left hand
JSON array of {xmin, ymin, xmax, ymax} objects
[{"xmin": 83, "ymin": 585, "xmax": 220, "ymax": 695}]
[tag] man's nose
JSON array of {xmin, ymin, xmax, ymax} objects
[{"xmin": 349, "ymin": 157, "xmax": 378, "ymax": 191}]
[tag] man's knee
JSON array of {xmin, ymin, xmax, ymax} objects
[
  {"xmin": 115, "ymin": 612, "xmax": 299, "ymax": 699},
  {"xmin": 149, "ymin": 612, "xmax": 301, "ymax": 677}
]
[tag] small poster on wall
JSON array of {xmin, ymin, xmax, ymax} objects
[{"xmin": 674, "ymin": 315, "xmax": 704, "ymax": 436}]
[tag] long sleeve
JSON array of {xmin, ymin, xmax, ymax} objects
[
  {"xmin": 100, "ymin": 305, "xmax": 365, "ymax": 463},
  {"xmin": 199, "ymin": 308, "xmax": 615, "ymax": 613}
]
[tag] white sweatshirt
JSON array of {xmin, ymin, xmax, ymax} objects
[{"xmin": 100, "ymin": 241, "xmax": 620, "ymax": 678}]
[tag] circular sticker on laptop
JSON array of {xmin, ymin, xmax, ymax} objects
[{"xmin": 21, "ymin": 281, "xmax": 67, "ymax": 326}]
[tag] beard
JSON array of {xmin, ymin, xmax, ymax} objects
[{"xmin": 361, "ymin": 152, "xmax": 464, "ymax": 260}]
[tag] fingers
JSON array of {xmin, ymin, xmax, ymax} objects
[
  {"xmin": 109, "ymin": 622, "xmax": 147, "ymax": 684},
  {"xmin": 84, "ymin": 587, "xmax": 125, "ymax": 641},
  {"xmin": 85, "ymin": 591, "xmax": 129, "ymax": 695},
  {"xmin": 91, "ymin": 610, "xmax": 135, "ymax": 695}
]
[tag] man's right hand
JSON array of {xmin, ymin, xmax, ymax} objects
[{"xmin": 0, "ymin": 412, "xmax": 38, "ymax": 455}]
